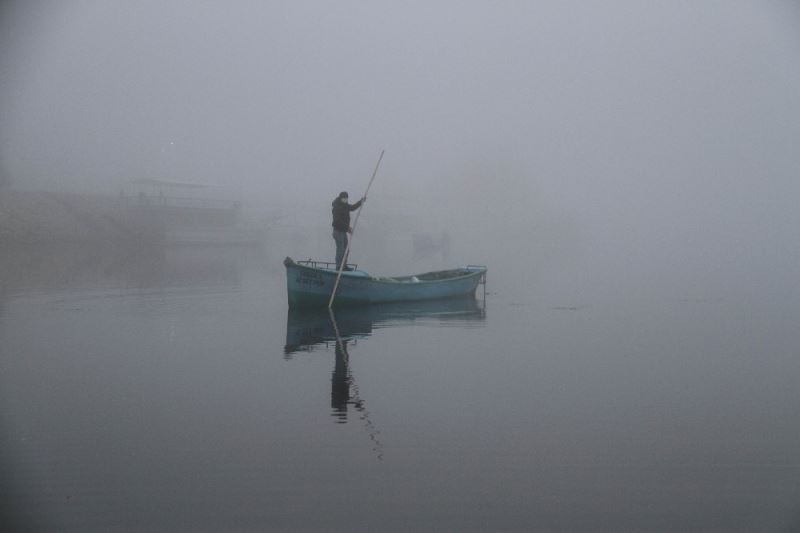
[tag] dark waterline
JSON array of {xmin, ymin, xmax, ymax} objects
[{"xmin": 1, "ymin": 244, "xmax": 799, "ymax": 532}]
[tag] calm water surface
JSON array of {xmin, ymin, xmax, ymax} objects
[{"xmin": 1, "ymin": 245, "xmax": 799, "ymax": 532}]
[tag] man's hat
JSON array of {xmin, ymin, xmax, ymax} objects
[{"xmin": 339, "ymin": 191, "xmax": 349, "ymax": 198}]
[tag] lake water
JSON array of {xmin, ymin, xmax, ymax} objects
[{"xmin": 1, "ymin": 243, "xmax": 799, "ymax": 532}]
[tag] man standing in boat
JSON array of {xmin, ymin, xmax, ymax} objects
[{"xmin": 331, "ymin": 191, "xmax": 365, "ymax": 270}]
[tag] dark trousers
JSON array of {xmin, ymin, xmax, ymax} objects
[{"xmin": 333, "ymin": 230, "xmax": 348, "ymax": 269}]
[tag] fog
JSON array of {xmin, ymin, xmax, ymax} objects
[
  {"xmin": 2, "ymin": 0, "xmax": 800, "ymax": 292},
  {"xmin": 5, "ymin": 3, "xmax": 800, "ymax": 530}
]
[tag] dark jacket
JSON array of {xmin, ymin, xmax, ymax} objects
[{"xmin": 331, "ymin": 197, "xmax": 362, "ymax": 232}]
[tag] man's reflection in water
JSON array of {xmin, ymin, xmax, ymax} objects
[
  {"xmin": 328, "ymin": 319, "xmax": 384, "ymax": 459},
  {"xmin": 331, "ymin": 338, "xmax": 362, "ymax": 423},
  {"xmin": 331, "ymin": 338, "xmax": 350, "ymax": 422}
]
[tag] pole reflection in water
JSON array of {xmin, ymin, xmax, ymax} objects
[
  {"xmin": 328, "ymin": 309, "xmax": 384, "ymax": 459},
  {"xmin": 282, "ymin": 297, "xmax": 487, "ymax": 458}
]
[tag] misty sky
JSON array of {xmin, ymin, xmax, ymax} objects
[{"xmin": 2, "ymin": 1, "xmax": 799, "ymax": 294}]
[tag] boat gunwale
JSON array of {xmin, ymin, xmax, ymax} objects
[{"xmin": 285, "ymin": 258, "xmax": 486, "ymax": 285}]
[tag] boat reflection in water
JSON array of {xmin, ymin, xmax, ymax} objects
[
  {"xmin": 283, "ymin": 297, "xmax": 487, "ymax": 425},
  {"xmin": 284, "ymin": 296, "xmax": 486, "ymax": 356}
]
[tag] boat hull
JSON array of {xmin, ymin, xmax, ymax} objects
[{"xmin": 284, "ymin": 258, "xmax": 486, "ymax": 308}]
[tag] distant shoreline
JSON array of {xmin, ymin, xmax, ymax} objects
[{"xmin": 0, "ymin": 190, "xmax": 164, "ymax": 246}]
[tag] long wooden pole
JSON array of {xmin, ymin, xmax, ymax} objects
[{"xmin": 328, "ymin": 149, "xmax": 385, "ymax": 308}]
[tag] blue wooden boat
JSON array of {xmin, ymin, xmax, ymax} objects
[{"xmin": 283, "ymin": 257, "xmax": 487, "ymax": 308}]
